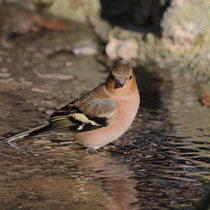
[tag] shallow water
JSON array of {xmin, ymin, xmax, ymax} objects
[{"xmin": 1, "ymin": 7, "xmax": 210, "ymax": 210}]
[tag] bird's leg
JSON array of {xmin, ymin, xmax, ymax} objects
[{"xmin": 86, "ymin": 147, "xmax": 104, "ymax": 156}]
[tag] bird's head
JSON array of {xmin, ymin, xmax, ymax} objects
[
  {"xmin": 104, "ymin": 64, "xmax": 138, "ymax": 97},
  {"xmin": 105, "ymin": 64, "xmax": 135, "ymax": 89}
]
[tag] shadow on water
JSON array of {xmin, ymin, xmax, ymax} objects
[{"xmin": 135, "ymin": 65, "xmax": 163, "ymax": 112}]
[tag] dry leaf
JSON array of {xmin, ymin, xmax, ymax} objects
[
  {"xmin": 3, "ymin": 11, "xmax": 69, "ymax": 35},
  {"xmin": 201, "ymin": 92, "xmax": 210, "ymax": 107},
  {"xmin": 34, "ymin": 16, "xmax": 69, "ymax": 31}
]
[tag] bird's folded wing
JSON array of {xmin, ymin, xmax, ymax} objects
[{"xmin": 49, "ymin": 98, "xmax": 116, "ymax": 133}]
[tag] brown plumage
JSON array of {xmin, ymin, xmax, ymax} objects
[{"xmin": 2, "ymin": 64, "xmax": 140, "ymax": 149}]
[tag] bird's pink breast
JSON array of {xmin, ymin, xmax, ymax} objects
[{"xmin": 73, "ymin": 93, "xmax": 140, "ymax": 149}]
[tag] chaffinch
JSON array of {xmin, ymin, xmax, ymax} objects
[{"xmin": 3, "ymin": 64, "xmax": 140, "ymax": 149}]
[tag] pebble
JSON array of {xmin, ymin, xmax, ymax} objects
[
  {"xmin": 41, "ymin": 100, "xmax": 56, "ymax": 107},
  {"xmin": 54, "ymin": 45, "xmax": 64, "ymax": 51},
  {"xmin": 45, "ymin": 95, "xmax": 54, "ymax": 100},
  {"xmin": 106, "ymin": 35, "xmax": 139, "ymax": 61},
  {"xmin": 33, "ymin": 154, "xmax": 40, "ymax": 157},
  {"xmin": 44, "ymin": 146, "xmax": 53, "ymax": 149},
  {"xmin": 34, "ymin": 140, "xmax": 50, "ymax": 145},
  {"xmin": 45, "ymin": 109, "xmax": 54, "ymax": 115},
  {"xmin": 19, "ymin": 77, "xmax": 33, "ymax": 86},
  {"xmin": 0, "ymin": 72, "xmax": 10, "ymax": 78},
  {"xmin": 59, "ymin": 141, "xmax": 74, "ymax": 145},
  {"xmin": 26, "ymin": 46, "xmax": 36, "ymax": 52},
  {"xmin": 1, "ymin": 67, "xmax": 8, "ymax": 72},
  {"xmin": 72, "ymin": 45, "xmax": 97, "ymax": 55},
  {"xmin": 38, "ymin": 107, "xmax": 45, "ymax": 112},
  {"xmin": 22, "ymin": 169, "xmax": 42, "ymax": 174},
  {"xmin": 6, "ymin": 58, "xmax": 12, "ymax": 63},
  {"xmin": 54, "ymin": 45, "xmax": 71, "ymax": 52},
  {"xmin": 35, "ymin": 71, "xmax": 74, "ymax": 80},
  {"xmin": 0, "ymin": 39, "xmax": 14, "ymax": 49},
  {"xmin": 24, "ymin": 60, "xmax": 30, "ymax": 66},
  {"xmin": 6, "ymin": 171, "xmax": 21, "ymax": 177},
  {"xmin": 31, "ymin": 87, "xmax": 50, "ymax": 93},
  {"xmin": 34, "ymin": 52, "xmax": 45, "ymax": 59},
  {"xmin": 65, "ymin": 61, "xmax": 72, "ymax": 67},
  {"xmin": 0, "ymin": 78, "xmax": 15, "ymax": 83},
  {"xmin": 42, "ymin": 48, "xmax": 54, "ymax": 55}
]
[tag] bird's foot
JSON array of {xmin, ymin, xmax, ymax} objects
[{"xmin": 86, "ymin": 147, "xmax": 105, "ymax": 156}]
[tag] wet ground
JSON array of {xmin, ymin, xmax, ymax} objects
[{"xmin": 1, "ymin": 6, "xmax": 210, "ymax": 210}]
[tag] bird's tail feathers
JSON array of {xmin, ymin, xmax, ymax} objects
[{"xmin": 1, "ymin": 123, "xmax": 50, "ymax": 144}]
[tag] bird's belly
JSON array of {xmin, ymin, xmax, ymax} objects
[{"xmin": 73, "ymin": 97, "xmax": 139, "ymax": 149}]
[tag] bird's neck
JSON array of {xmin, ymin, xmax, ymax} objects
[{"xmin": 104, "ymin": 78, "xmax": 139, "ymax": 100}]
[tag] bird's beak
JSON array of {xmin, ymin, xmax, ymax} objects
[
  {"xmin": 118, "ymin": 79, "xmax": 125, "ymax": 87},
  {"xmin": 115, "ymin": 79, "xmax": 125, "ymax": 88}
]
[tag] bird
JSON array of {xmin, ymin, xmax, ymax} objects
[{"xmin": 2, "ymin": 64, "xmax": 140, "ymax": 149}]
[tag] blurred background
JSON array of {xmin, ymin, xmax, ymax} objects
[
  {"xmin": 0, "ymin": 0, "xmax": 210, "ymax": 82},
  {"xmin": 0, "ymin": 1, "xmax": 210, "ymax": 210}
]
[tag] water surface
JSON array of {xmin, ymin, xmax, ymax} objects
[{"xmin": 0, "ymin": 10, "xmax": 210, "ymax": 210}]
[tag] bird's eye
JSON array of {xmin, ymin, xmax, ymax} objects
[{"xmin": 129, "ymin": 75, "xmax": 132, "ymax": 80}]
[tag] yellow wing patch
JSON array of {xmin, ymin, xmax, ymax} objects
[{"xmin": 70, "ymin": 113, "xmax": 99, "ymax": 126}]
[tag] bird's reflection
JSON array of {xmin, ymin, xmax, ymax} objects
[{"xmin": 79, "ymin": 152, "xmax": 139, "ymax": 210}]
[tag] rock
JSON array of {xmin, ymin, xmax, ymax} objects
[
  {"xmin": 3, "ymin": 11, "xmax": 39, "ymax": 35},
  {"xmin": 161, "ymin": 0, "xmax": 210, "ymax": 45},
  {"xmin": 105, "ymin": 31, "xmax": 139, "ymax": 62},
  {"xmin": 72, "ymin": 41, "xmax": 98, "ymax": 56},
  {"xmin": 34, "ymin": 140, "xmax": 50, "ymax": 145},
  {"xmin": 0, "ymin": 72, "xmax": 11, "ymax": 78}
]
